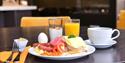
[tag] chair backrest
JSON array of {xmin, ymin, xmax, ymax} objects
[{"xmin": 20, "ymin": 16, "xmax": 71, "ymax": 27}]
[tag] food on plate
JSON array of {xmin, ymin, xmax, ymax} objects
[
  {"xmin": 38, "ymin": 32, "xmax": 48, "ymax": 43},
  {"xmin": 33, "ymin": 35, "xmax": 88, "ymax": 56},
  {"xmin": 68, "ymin": 34, "xmax": 76, "ymax": 38},
  {"xmin": 64, "ymin": 35, "xmax": 88, "ymax": 54}
]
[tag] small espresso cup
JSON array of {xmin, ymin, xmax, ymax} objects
[{"xmin": 87, "ymin": 27, "xmax": 120, "ymax": 44}]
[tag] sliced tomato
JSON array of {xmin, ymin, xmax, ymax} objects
[
  {"xmin": 50, "ymin": 36, "xmax": 62, "ymax": 46},
  {"xmin": 57, "ymin": 42, "xmax": 66, "ymax": 53}
]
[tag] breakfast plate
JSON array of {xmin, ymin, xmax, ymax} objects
[
  {"xmin": 85, "ymin": 39, "xmax": 117, "ymax": 48},
  {"xmin": 28, "ymin": 45, "xmax": 95, "ymax": 60}
]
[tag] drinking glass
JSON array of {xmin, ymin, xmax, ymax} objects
[
  {"xmin": 49, "ymin": 18, "xmax": 63, "ymax": 40},
  {"xmin": 64, "ymin": 19, "xmax": 80, "ymax": 36}
]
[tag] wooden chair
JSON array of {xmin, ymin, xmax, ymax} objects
[{"xmin": 20, "ymin": 16, "xmax": 71, "ymax": 27}]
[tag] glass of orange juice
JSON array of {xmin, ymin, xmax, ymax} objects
[{"xmin": 64, "ymin": 19, "xmax": 80, "ymax": 36}]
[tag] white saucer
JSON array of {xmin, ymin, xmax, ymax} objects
[{"xmin": 84, "ymin": 39, "xmax": 117, "ymax": 48}]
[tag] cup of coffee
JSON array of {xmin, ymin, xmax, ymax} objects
[{"xmin": 87, "ymin": 27, "xmax": 120, "ymax": 44}]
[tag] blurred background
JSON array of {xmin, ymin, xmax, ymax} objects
[{"xmin": 0, "ymin": 0, "xmax": 124, "ymax": 28}]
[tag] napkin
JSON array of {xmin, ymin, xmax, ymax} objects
[
  {"xmin": 19, "ymin": 46, "xmax": 31, "ymax": 63},
  {"xmin": 0, "ymin": 51, "xmax": 12, "ymax": 62}
]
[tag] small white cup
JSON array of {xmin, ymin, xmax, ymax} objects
[
  {"xmin": 87, "ymin": 27, "xmax": 120, "ymax": 44},
  {"xmin": 14, "ymin": 38, "xmax": 28, "ymax": 52}
]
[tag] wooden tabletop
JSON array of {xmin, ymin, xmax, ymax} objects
[{"xmin": 0, "ymin": 26, "xmax": 125, "ymax": 63}]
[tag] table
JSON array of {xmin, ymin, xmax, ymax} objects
[{"xmin": 0, "ymin": 26, "xmax": 125, "ymax": 63}]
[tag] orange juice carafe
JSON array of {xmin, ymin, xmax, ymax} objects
[{"xmin": 64, "ymin": 19, "xmax": 80, "ymax": 36}]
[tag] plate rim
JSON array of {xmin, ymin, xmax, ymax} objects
[{"xmin": 28, "ymin": 45, "xmax": 95, "ymax": 60}]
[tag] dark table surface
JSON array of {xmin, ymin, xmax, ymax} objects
[{"xmin": 0, "ymin": 26, "xmax": 125, "ymax": 63}]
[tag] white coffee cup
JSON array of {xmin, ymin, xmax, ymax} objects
[{"xmin": 87, "ymin": 27, "xmax": 120, "ymax": 44}]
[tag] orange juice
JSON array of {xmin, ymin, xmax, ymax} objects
[{"xmin": 65, "ymin": 23, "xmax": 80, "ymax": 36}]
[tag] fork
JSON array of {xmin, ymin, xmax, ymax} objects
[{"xmin": 9, "ymin": 42, "xmax": 19, "ymax": 63}]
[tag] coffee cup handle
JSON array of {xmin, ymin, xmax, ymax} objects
[{"xmin": 112, "ymin": 29, "xmax": 120, "ymax": 40}]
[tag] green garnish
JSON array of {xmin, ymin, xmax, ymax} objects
[{"xmin": 68, "ymin": 35, "xmax": 76, "ymax": 38}]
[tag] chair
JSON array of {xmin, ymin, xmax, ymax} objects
[{"xmin": 20, "ymin": 16, "xmax": 71, "ymax": 27}]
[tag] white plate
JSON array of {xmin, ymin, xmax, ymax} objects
[
  {"xmin": 85, "ymin": 39, "xmax": 117, "ymax": 48},
  {"xmin": 28, "ymin": 45, "xmax": 95, "ymax": 60}
]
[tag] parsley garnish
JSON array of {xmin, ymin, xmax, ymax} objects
[{"xmin": 68, "ymin": 35, "xmax": 76, "ymax": 38}]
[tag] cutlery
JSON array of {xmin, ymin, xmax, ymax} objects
[
  {"xmin": 19, "ymin": 46, "xmax": 31, "ymax": 63},
  {"xmin": 9, "ymin": 42, "xmax": 19, "ymax": 63}
]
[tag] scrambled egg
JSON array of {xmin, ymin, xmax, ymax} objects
[
  {"xmin": 64, "ymin": 36, "xmax": 87, "ymax": 48},
  {"xmin": 34, "ymin": 47, "xmax": 44, "ymax": 54}
]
